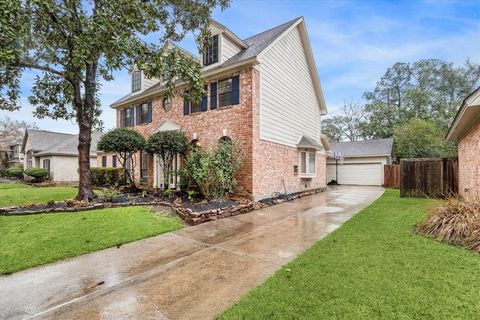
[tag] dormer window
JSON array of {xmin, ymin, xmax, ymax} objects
[
  {"xmin": 132, "ymin": 70, "xmax": 141, "ymax": 92},
  {"xmin": 203, "ymin": 35, "xmax": 219, "ymax": 66}
]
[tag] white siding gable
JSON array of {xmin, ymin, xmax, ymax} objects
[
  {"xmin": 221, "ymin": 35, "xmax": 242, "ymax": 63},
  {"xmin": 141, "ymin": 73, "xmax": 160, "ymax": 91},
  {"xmin": 258, "ymin": 25, "xmax": 322, "ymax": 147}
]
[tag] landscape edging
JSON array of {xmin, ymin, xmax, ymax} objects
[{"xmin": 0, "ymin": 188, "xmax": 327, "ymax": 225}]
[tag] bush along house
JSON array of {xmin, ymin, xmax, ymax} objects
[{"xmin": 105, "ymin": 17, "xmax": 331, "ymax": 200}]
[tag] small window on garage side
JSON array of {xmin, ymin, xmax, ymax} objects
[{"xmin": 102, "ymin": 156, "xmax": 107, "ymax": 167}]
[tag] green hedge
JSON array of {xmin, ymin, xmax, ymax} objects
[
  {"xmin": 6, "ymin": 167, "xmax": 23, "ymax": 179},
  {"xmin": 91, "ymin": 167, "xmax": 127, "ymax": 187},
  {"xmin": 0, "ymin": 168, "xmax": 8, "ymax": 178},
  {"xmin": 24, "ymin": 168, "xmax": 49, "ymax": 182}
]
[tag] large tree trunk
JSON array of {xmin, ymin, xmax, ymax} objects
[
  {"xmin": 76, "ymin": 121, "xmax": 94, "ymax": 201},
  {"xmin": 75, "ymin": 63, "xmax": 97, "ymax": 201}
]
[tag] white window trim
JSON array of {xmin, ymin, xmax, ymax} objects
[{"xmin": 299, "ymin": 150, "xmax": 317, "ymax": 178}]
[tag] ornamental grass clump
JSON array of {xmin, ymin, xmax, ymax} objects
[{"xmin": 417, "ymin": 197, "xmax": 480, "ymax": 251}]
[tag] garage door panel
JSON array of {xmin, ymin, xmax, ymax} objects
[{"xmin": 327, "ymin": 163, "xmax": 383, "ymax": 186}]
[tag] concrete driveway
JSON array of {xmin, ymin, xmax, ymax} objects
[{"xmin": 0, "ymin": 186, "xmax": 383, "ymax": 320}]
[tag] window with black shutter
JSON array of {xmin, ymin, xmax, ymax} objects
[
  {"xmin": 203, "ymin": 35, "xmax": 219, "ymax": 66},
  {"xmin": 184, "ymin": 89, "xmax": 208, "ymax": 115},
  {"xmin": 135, "ymin": 102, "xmax": 152, "ymax": 125},
  {"xmin": 218, "ymin": 76, "xmax": 240, "ymax": 107},
  {"xmin": 124, "ymin": 107, "xmax": 134, "ymax": 127}
]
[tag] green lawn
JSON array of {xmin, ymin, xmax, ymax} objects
[
  {"xmin": 0, "ymin": 183, "xmax": 31, "ymax": 189},
  {"xmin": 0, "ymin": 206, "xmax": 182, "ymax": 274},
  {"xmin": 0, "ymin": 182, "xmax": 77, "ymax": 207},
  {"xmin": 221, "ymin": 189, "xmax": 480, "ymax": 320}
]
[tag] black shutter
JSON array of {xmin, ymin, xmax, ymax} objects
[
  {"xmin": 232, "ymin": 76, "xmax": 240, "ymax": 105},
  {"xmin": 129, "ymin": 107, "xmax": 134, "ymax": 127},
  {"xmin": 183, "ymin": 91, "xmax": 190, "ymax": 115},
  {"xmin": 135, "ymin": 105, "xmax": 141, "ymax": 125},
  {"xmin": 210, "ymin": 82, "xmax": 217, "ymax": 109},
  {"xmin": 201, "ymin": 85, "xmax": 208, "ymax": 112},
  {"xmin": 147, "ymin": 102, "xmax": 152, "ymax": 123},
  {"xmin": 119, "ymin": 110, "xmax": 125, "ymax": 127}
]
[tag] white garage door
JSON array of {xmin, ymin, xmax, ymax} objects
[{"xmin": 327, "ymin": 163, "xmax": 383, "ymax": 186}]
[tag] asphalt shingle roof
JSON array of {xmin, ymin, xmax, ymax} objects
[
  {"xmin": 24, "ymin": 129, "xmax": 75, "ymax": 152},
  {"xmin": 297, "ymin": 135, "xmax": 324, "ymax": 150},
  {"xmin": 111, "ymin": 17, "xmax": 301, "ymax": 107},
  {"xmin": 331, "ymin": 138, "xmax": 394, "ymax": 157},
  {"xmin": 35, "ymin": 131, "xmax": 103, "ymax": 157},
  {"xmin": 25, "ymin": 129, "xmax": 103, "ymax": 157}
]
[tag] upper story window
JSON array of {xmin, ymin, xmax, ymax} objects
[
  {"xmin": 136, "ymin": 102, "xmax": 152, "ymax": 125},
  {"xmin": 132, "ymin": 70, "xmax": 141, "ymax": 92},
  {"xmin": 120, "ymin": 107, "xmax": 134, "ymax": 127},
  {"xmin": 219, "ymin": 76, "xmax": 240, "ymax": 107},
  {"xmin": 203, "ymin": 35, "xmax": 219, "ymax": 66},
  {"xmin": 183, "ymin": 87, "xmax": 208, "ymax": 115}
]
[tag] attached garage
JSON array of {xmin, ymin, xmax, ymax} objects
[{"xmin": 327, "ymin": 138, "xmax": 394, "ymax": 186}]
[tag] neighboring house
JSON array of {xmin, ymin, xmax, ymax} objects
[
  {"xmin": 7, "ymin": 141, "xmax": 24, "ymax": 168},
  {"xmin": 327, "ymin": 138, "xmax": 394, "ymax": 186},
  {"xmin": 446, "ymin": 86, "xmax": 480, "ymax": 199},
  {"xmin": 22, "ymin": 129, "xmax": 102, "ymax": 183},
  {"xmin": 106, "ymin": 17, "xmax": 331, "ymax": 200}
]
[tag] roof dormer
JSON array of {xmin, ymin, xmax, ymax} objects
[
  {"xmin": 131, "ymin": 69, "xmax": 160, "ymax": 94},
  {"xmin": 201, "ymin": 19, "xmax": 248, "ymax": 70}
]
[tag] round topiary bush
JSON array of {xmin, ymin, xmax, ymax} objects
[
  {"xmin": 6, "ymin": 167, "xmax": 23, "ymax": 179},
  {"xmin": 24, "ymin": 168, "xmax": 49, "ymax": 182}
]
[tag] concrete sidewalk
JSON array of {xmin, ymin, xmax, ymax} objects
[{"xmin": 0, "ymin": 186, "xmax": 383, "ymax": 320}]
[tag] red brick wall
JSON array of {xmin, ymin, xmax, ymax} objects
[
  {"xmin": 105, "ymin": 65, "xmax": 327, "ymax": 199},
  {"xmin": 111, "ymin": 67, "xmax": 255, "ymax": 193},
  {"xmin": 458, "ymin": 118, "xmax": 480, "ymax": 199}
]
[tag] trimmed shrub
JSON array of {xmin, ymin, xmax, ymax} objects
[
  {"xmin": 0, "ymin": 168, "xmax": 7, "ymax": 177},
  {"xmin": 90, "ymin": 167, "xmax": 126, "ymax": 187},
  {"xmin": 417, "ymin": 197, "xmax": 480, "ymax": 252},
  {"xmin": 180, "ymin": 140, "xmax": 242, "ymax": 200},
  {"xmin": 24, "ymin": 168, "xmax": 49, "ymax": 182},
  {"xmin": 6, "ymin": 167, "xmax": 23, "ymax": 179}
]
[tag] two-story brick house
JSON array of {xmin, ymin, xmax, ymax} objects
[{"xmin": 104, "ymin": 17, "xmax": 331, "ymax": 200}]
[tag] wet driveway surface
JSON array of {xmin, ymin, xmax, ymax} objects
[{"xmin": 0, "ymin": 186, "xmax": 383, "ymax": 320}]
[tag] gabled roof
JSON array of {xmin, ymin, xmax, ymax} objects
[
  {"xmin": 35, "ymin": 131, "xmax": 103, "ymax": 157},
  {"xmin": 330, "ymin": 138, "xmax": 394, "ymax": 157},
  {"xmin": 111, "ymin": 16, "xmax": 327, "ymax": 114},
  {"xmin": 22, "ymin": 129, "xmax": 75, "ymax": 153},
  {"xmin": 446, "ymin": 86, "xmax": 480, "ymax": 141},
  {"xmin": 209, "ymin": 19, "xmax": 248, "ymax": 49},
  {"xmin": 297, "ymin": 135, "xmax": 324, "ymax": 150}
]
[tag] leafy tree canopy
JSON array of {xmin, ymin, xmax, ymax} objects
[
  {"xmin": 97, "ymin": 128, "xmax": 145, "ymax": 154},
  {"xmin": 97, "ymin": 128, "xmax": 145, "ymax": 185},
  {"xmin": 0, "ymin": 0, "xmax": 229, "ymax": 200},
  {"xmin": 363, "ymin": 59, "xmax": 480, "ymax": 139},
  {"xmin": 394, "ymin": 119, "xmax": 457, "ymax": 159}
]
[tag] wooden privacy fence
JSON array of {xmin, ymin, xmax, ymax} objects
[
  {"xmin": 384, "ymin": 164, "xmax": 400, "ymax": 189},
  {"xmin": 400, "ymin": 158, "xmax": 458, "ymax": 198}
]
